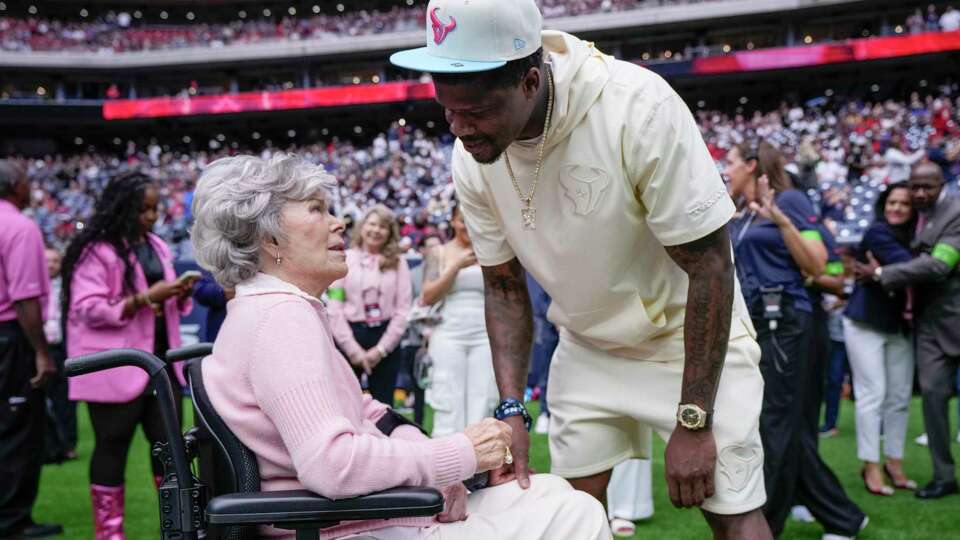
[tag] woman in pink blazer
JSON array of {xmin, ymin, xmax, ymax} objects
[
  {"xmin": 328, "ymin": 204, "xmax": 412, "ymax": 406},
  {"xmin": 61, "ymin": 173, "xmax": 194, "ymax": 540}
]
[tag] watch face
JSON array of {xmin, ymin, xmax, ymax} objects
[{"xmin": 680, "ymin": 407, "xmax": 702, "ymax": 427}]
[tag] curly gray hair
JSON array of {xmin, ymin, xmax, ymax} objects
[{"xmin": 191, "ymin": 153, "xmax": 337, "ymax": 289}]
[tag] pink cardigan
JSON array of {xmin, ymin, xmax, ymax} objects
[
  {"xmin": 327, "ymin": 248, "xmax": 412, "ymax": 359},
  {"xmin": 67, "ymin": 234, "xmax": 191, "ymax": 403},
  {"xmin": 204, "ymin": 273, "xmax": 475, "ymax": 539}
]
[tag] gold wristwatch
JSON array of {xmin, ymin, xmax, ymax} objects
[{"xmin": 676, "ymin": 403, "xmax": 713, "ymax": 430}]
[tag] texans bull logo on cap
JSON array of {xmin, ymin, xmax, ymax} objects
[
  {"xmin": 389, "ymin": 0, "xmax": 542, "ymax": 73},
  {"xmin": 430, "ymin": 7, "xmax": 457, "ymax": 45}
]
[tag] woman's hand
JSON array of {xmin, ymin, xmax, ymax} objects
[
  {"xmin": 363, "ymin": 348, "xmax": 383, "ymax": 372},
  {"xmin": 349, "ymin": 352, "xmax": 371, "ymax": 374},
  {"xmin": 437, "ymin": 483, "xmax": 469, "ymax": 523},
  {"xmin": 453, "ymin": 249, "xmax": 478, "ymax": 270},
  {"xmin": 146, "ymin": 280, "xmax": 185, "ymax": 303},
  {"xmin": 749, "ymin": 175, "xmax": 789, "ymax": 227},
  {"xmin": 463, "ymin": 418, "xmax": 513, "ymax": 473}
]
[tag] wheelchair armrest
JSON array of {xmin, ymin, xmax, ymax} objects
[
  {"xmin": 206, "ymin": 487, "xmax": 444, "ymax": 526},
  {"xmin": 166, "ymin": 343, "xmax": 213, "ymax": 363}
]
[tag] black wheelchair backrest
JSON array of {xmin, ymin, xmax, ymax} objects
[{"xmin": 187, "ymin": 357, "xmax": 261, "ymax": 540}]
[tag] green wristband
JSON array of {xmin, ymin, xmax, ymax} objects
[
  {"xmin": 825, "ymin": 261, "xmax": 845, "ymax": 276},
  {"xmin": 800, "ymin": 229, "xmax": 823, "ymax": 242},
  {"xmin": 932, "ymin": 243, "xmax": 960, "ymax": 269}
]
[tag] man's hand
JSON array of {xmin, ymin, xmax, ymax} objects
[
  {"xmin": 30, "ymin": 350, "xmax": 57, "ymax": 389},
  {"xmin": 503, "ymin": 415, "xmax": 531, "ymax": 488},
  {"xmin": 853, "ymin": 251, "xmax": 880, "ymax": 283},
  {"xmin": 437, "ymin": 483, "xmax": 469, "ymax": 523},
  {"xmin": 664, "ymin": 427, "xmax": 717, "ymax": 508}
]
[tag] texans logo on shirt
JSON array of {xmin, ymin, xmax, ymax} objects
[{"xmin": 560, "ymin": 165, "xmax": 611, "ymax": 216}]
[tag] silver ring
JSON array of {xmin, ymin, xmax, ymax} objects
[{"xmin": 504, "ymin": 447, "xmax": 513, "ymax": 465}]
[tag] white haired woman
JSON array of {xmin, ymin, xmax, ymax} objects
[{"xmin": 190, "ymin": 154, "xmax": 611, "ymax": 540}]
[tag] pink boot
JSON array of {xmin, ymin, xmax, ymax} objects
[{"xmin": 91, "ymin": 484, "xmax": 125, "ymax": 540}]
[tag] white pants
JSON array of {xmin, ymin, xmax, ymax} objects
[
  {"xmin": 422, "ymin": 474, "xmax": 611, "ymax": 539},
  {"xmin": 842, "ymin": 318, "xmax": 914, "ymax": 462},
  {"xmin": 426, "ymin": 333, "xmax": 497, "ymax": 437},
  {"xmin": 607, "ymin": 456, "xmax": 654, "ymax": 521}
]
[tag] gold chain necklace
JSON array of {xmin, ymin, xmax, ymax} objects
[{"xmin": 503, "ymin": 65, "xmax": 554, "ymax": 230}]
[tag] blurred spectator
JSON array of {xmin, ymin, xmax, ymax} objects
[
  {"xmin": 0, "ymin": 159, "xmax": 61, "ymax": 540},
  {"xmin": 327, "ymin": 204, "xmax": 412, "ymax": 405},
  {"xmin": 843, "ymin": 182, "xmax": 917, "ymax": 495},
  {"xmin": 192, "ymin": 269, "xmax": 229, "ymax": 342},
  {"xmin": 853, "ymin": 162, "xmax": 960, "ymax": 500},
  {"xmin": 725, "ymin": 140, "xmax": 866, "ymax": 536},
  {"xmin": 61, "ymin": 173, "xmax": 194, "ymax": 539},
  {"xmin": 420, "ymin": 200, "xmax": 495, "ymax": 436},
  {"xmin": 42, "ymin": 245, "xmax": 78, "ymax": 463},
  {"xmin": 942, "ymin": 5, "xmax": 960, "ymax": 32}
]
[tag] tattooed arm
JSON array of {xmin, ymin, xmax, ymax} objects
[
  {"xmin": 661, "ymin": 225, "xmax": 734, "ymax": 508},
  {"xmin": 663, "ymin": 226, "xmax": 734, "ymax": 413},
  {"xmin": 481, "ymin": 258, "xmax": 534, "ymax": 488}
]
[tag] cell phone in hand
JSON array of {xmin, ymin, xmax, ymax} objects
[{"xmin": 177, "ymin": 270, "xmax": 203, "ymax": 284}]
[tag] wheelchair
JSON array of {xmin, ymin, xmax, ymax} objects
[{"xmin": 65, "ymin": 343, "xmax": 444, "ymax": 540}]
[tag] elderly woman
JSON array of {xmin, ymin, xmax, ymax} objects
[{"xmin": 190, "ymin": 154, "xmax": 610, "ymax": 540}]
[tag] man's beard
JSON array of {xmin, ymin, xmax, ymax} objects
[
  {"xmin": 462, "ymin": 137, "xmax": 505, "ymax": 165},
  {"xmin": 474, "ymin": 150, "xmax": 504, "ymax": 165}
]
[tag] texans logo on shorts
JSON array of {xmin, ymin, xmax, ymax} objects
[
  {"xmin": 430, "ymin": 8, "xmax": 457, "ymax": 45},
  {"xmin": 718, "ymin": 445, "xmax": 762, "ymax": 492}
]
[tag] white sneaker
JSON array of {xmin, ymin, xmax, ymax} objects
[
  {"xmin": 791, "ymin": 505, "xmax": 815, "ymax": 523},
  {"xmin": 822, "ymin": 516, "xmax": 869, "ymax": 540},
  {"xmin": 534, "ymin": 413, "xmax": 550, "ymax": 435},
  {"xmin": 916, "ymin": 433, "xmax": 929, "ymax": 446}
]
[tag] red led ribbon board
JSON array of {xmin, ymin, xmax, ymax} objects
[
  {"xmin": 692, "ymin": 30, "xmax": 960, "ymax": 75},
  {"xmin": 102, "ymin": 81, "xmax": 437, "ymax": 120}
]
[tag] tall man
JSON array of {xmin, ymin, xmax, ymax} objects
[
  {"xmin": 856, "ymin": 161, "xmax": 960, "ymax": 499},
  {"xmin": 0, "ymin": 160, "xmax": 61, "ymax": 538},
  {"xmin": 392, "ymin": 1, "xmax": 771, "ymax": 537}
]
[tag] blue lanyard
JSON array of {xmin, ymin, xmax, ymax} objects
[{"xmin": 733, "ymin": 211, "xmax": 756, "ymax": 249}]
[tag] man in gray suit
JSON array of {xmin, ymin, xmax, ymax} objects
[{"xmin": 857, "ymin": 161, "xmax": 960, "ymax": 499}]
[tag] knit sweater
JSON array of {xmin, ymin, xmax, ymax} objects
[{"xmin": 203, "ymin": 273, "xmax": 477, "ymax": 539}]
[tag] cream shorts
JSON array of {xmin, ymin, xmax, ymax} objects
[{"xmin": 547, "ymin": 319, "xmax": 767, "ymax": 515}]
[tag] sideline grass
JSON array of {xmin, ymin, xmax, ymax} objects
[{"xmin": 35, "ymin": 397, "xmax": 958, "ymax": 539}]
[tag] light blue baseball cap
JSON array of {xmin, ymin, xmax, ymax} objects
[{"xmin": 390, "ymin": 0, "xmax": 543, "ymax": 74}]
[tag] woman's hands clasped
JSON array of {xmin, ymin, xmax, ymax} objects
[{"xmin": 463, "ymin": 418, "xmax": 513, "ymax": 473}]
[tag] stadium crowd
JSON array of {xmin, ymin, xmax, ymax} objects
[
  {"xmin": 10, "ymin": 90, "xmax": 959, "ymax": 254},
  {"xmin": 0, "ymin": 0, "xmax": 712, "ymax": 54}
]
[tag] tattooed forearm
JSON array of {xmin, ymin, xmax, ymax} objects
[
  {"xmin": 482, "ymin": 258, "xmax": 533, "ymax": 400},
  {"xmin": 663, "ymin": 227, "xmax": 735, "ymax": 412}
]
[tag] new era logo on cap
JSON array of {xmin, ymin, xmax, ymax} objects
[{"xmin": 389, "ymin": 0, "xmax": 543, "ymax": 74}]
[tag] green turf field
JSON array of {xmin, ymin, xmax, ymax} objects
[{"xmin": 34, "ymin": 397, "xmax": 958, "ymax": 539}]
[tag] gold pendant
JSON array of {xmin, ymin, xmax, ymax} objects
[{"xmin": 521, "ymin": 206, "xmax": 536, "ymax": 230}]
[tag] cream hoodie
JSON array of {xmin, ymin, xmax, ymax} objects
[{"xmin": 453, "ymin": 31, "xmax": 754, "ymax": 361}]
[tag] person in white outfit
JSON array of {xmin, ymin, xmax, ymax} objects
[
  {"xmin": 607, "ymin": 455, "xmax": 654, "ymax": 537},
  {"xmin": 421, "ymin": 201, "xmax": 498, "ymax": 436}
]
